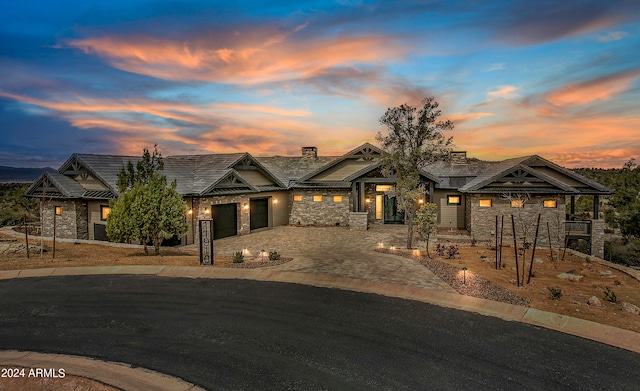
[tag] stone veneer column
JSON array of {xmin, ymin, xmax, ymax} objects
[
  {"xmin": 349, "ymin": 212, "xmax": 368, "ymax": 231},
  {"xmin": 590, "ymin": 219, "xmax": 605, "ymax": 259}
]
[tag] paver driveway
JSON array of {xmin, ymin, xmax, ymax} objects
[{"xmin": 184, "ymin": 224, "xmax": 457, "ymax": 293}]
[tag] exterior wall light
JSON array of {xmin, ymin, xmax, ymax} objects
[
  {"xmin": 243, "ymin": 203, "xmax": 249, "ymax": 210},
  {"xmin": 188, "ymin": 209, "xmax": 193, "ymax": 215},
  {"xmin": 204, "ymin": 207, "xmax": 210, "ymax": 215},
  {"xmin": 273, "ymin": 199, "xmax": 278, "ymax": 205}
]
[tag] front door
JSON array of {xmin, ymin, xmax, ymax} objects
[{"xmin": 384, "ymin": 195, "xmax": 405, "ymax": 224}]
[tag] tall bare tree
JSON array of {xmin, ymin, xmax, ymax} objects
[{"xmin": 377, "ymin": 97, "xmax": 453, "ymax": 248}]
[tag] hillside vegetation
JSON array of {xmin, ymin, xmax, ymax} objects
[
  {"xmin": 575, "ymin": 160, "xmax": 640, "ymax": 266},
  {"xmin": 0, "ymin": 183, "xmax": 40, "ymax": 227}
]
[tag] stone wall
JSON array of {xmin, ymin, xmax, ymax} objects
[
  {"xmin": 41, "ymin": 200, "xmax": 79, "ymax": 239},
  {"xmin": 466, "ymin": 194, "xmax": 566, "ymax": 248},
  {"xmin": 75, "ymin": 201, "xmax": 89, "ymax": 240},
  {"xmin": 289, "ymin": 190, "xmax": 352, "ymax": 226},
  {"xmin": 349, "ymin": 212, "xmax": 368, "ymax": 231},
  {"xmin": 590, "ymin": 219, "xmax": 605, "ymax": 259}
]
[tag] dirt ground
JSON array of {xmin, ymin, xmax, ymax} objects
[
  {"xmin": 425, "ymin": 243, "xmax": 640, "ymax": 333},
  {"xmin": 1, "ymin": 230, "xmax": 639, "ymax": 334},
  {"xmin": 0, "ymin": 366, "xmax": 119, "ymax": 391}
]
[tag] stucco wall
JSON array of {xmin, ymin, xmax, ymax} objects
[{"xmin": 289, "ymin": 190, "xmax": 352, "ymax": 226}]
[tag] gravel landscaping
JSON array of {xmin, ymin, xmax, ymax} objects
[{"xmin": 376, "ymin": 248, "xmax": 531, "ymax": 306}]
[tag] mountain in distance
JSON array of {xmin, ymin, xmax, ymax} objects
[{"xmin": 0, "ymin": 166, "xmax": 56, "ymax": 183}]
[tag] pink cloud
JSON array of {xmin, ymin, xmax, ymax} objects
[
  {"xmin": 545, "ymin": 69, "xmax": 640, "ymax": 107},
  {"xmin": 66, "ymin": 26, "xmax": 407, "ymax": 84}
]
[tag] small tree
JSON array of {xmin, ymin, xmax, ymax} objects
[
  {"xmin": 414, "ymin": 202, "xmax": 438, "ymax": 257},
  {"xmin": 107, "ymin": 146, "xmax": 188, "ymax": 255},
  {"xmin": 377, "ymin": 97, "xmax": 453, "ymax": 248}
]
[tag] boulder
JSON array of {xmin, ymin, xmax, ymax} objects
[
  {"xmin": 587, "ymin": 296, "xmax": 602, "ymax": 307},
  {"xmin": 534, "ymin": 258, "xmax": 543, "ymax": 264},
  {"xmin": 622, "ymin": 302, "xmax": 640, "ymax": 315},
  {"xmin": 557, "ymin": 270, "xmax": 584, "ymax": 281}
]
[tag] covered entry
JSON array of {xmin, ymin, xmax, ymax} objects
[
  {"xmin": 383, "ymin": 194, "xmax": 405, "ymax": 224},
  {"xmin": 211, "ymin": 203, "xmax": 237, "ymax": 239},
  {"xmin": 250, "ymin": 198, "xmax": 269, "ymax": 230}
]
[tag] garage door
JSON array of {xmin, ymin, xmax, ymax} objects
[
  {"xmin": 211, "ymin": 204, "xmax": 237, "ymax": 239},
  {"xmin": 250, "ymin": 198, "xmax": 269, "ymax": 230}
]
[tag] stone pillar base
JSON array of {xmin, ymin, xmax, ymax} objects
[
  {"xmin": 349, "ymin": 212, "xmax": 368, "ymax": 231},
  {"xmin": 590, "ymin": 219, "xmax": 605, "ymax": 259}
]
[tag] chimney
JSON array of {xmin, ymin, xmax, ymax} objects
[
  {"xmin": 451, "ymin": 151, "xmax": 467, "ymax": 164},
  {"xmin": 302, "ymin": 146, "xmax": 318, "ymax": 160}
]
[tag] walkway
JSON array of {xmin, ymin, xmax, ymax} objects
[{"xmin": 183, "ymin": 224, "xmax": 458, "ymax": 293}]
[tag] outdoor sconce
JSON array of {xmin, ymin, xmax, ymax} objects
[
  {"xmin": 418, "ymin": 199, "xmax": 424, "ymax": 204},
  {"xmin": 188, "ymin": 209, "xmax": 193, "ymax": 215},
  {"xmin": 204, "ymin": 207, "xmax": 210, "ymax": 215},
  {"xmin": 462, "ymin": 267, "xmax": 468, "ymax": 284},
  {"xmin": 365, "ymin": 198, "xmax": 371, "ymax": 203},
  {"xmin": 273, "ymin": 198, "xmax": 278, "ymax": 205},
  {"xmin": 243, "ymin": 203, "xmax": 249, "ymax": 210}
]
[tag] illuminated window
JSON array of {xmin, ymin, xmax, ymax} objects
[
  {"xmin": 543, "ymin": 199, "xmax": 557, "ymax": 208},
  {"xmin": 447, "ymin": 195, "xmax": 461, "ymax": 205},
  {"xmin": 511, "ymin": 200, "xmax": 524, "ymax": 208},
  {"xmin": 54, "ymin": 206, "xmax": 62, "ymax": 216},
  {"xmin": 333, "ymin": 196, "xmax": 343, "ymax": 202},
  {"xmin": 100, "ymin": 205, "xmax": 111, "ymax": 220},
  {"xmin": 293, "ymin": 195, "xmax": 303, "ymax": 202},
  {"xmin": 479, "ymin": 199, "xmax": 492, "ymax": 207},
  {"xmin": 313, "ymin": 195, "xmax": 323, "ymax": 202},
  {"xmin": 375, "ymin": 195, "xmax": 383, "ymax": 219},
  {"xmin": 376, "ymin": 185, "xmax": 393, "ymax": 192}
]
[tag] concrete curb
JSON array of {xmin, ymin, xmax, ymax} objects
[
  {"xmin": 0, "ymin": 350, "xmax": 205, "ymax": 391},
  {"xmin": 2, "ymin": 265, "xmax": 639, "ymax": 356}
]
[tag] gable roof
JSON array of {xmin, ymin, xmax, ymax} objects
[
  {"xmin": 459, "ymin": 155, "xmax": 614, "ymax": 195},
  {"xmin": 297, "ymin": 142, "xmax": 382, "ymax": 182}
]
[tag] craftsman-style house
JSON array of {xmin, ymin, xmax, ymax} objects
[{"xmin": 26, "ymin": 143, "xmax": 613, "ymax": 257}]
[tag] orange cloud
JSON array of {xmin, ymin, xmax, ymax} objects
[
  {"xmin": 487, "ymin": 85, "xmax": 519, "ymax": 101},
  {"xmin": 545, "ymin": 69, "xmax": 640, "ymax": 107},
  {"xmin": 66, "ymin": 27, "xmax": 406, "ymax": 84}
]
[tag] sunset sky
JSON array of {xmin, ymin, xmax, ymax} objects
[{"xmin": 1, "ymin": 1, "xmax": 639, "ymax": 168}]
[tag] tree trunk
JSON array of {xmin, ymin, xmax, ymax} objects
[{"xmin": 406, "ymin": 219, "xmax": 414, "ymax": 249}]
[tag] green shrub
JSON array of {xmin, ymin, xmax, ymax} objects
[
  {"xmin": 268, "ymin": 251, "xmax": 281, "ymax": 261},
  {"xmin": 604, "ymin": 287, "xmax": 617, "ymax": 303},
  {"xmin": 548, "ymin": 287, "xmax": 562, "ymax": 300},
  {"xmin": 604, "ymin": 239, "xmax": 640, "ymax": 267},
  {"xmin": 232, "ymin": 251, "xmax": 244, "ymax": 263}
]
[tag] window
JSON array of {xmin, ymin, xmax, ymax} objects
[
  {"xmin": 313, "ymin": 195, "xmax": 323, "ymax": 202},
  {"xmin": 479, "ymin": 199, "xmax": 492, "ymax": 207},
  {"xmin": 543, "ymin": 199, "xmax": 557, "ymax": 208},
  {"xmin": 100, "ymin": 205, "xmax": 111, "ymax": 220},
  {"xmin": 447, "ymin": 195, "xmax": 461, "ymax": 205},
  {"xmin": 293, "ymin": 195, "xmax": 303, "ymax": 202},
  {"xmin": 511, "ymin": 200, "xmax": 524, "ymax": 208},
  {"xmin": 333, "ymin": 196, "xmax": 343, "ymax": 202},
  {"xmin": 376, "ymin": 185, "xmax": 393, "ymax": 192},
  {"xmin": 54, "ymin": 206, "xmax": 62, "ymax": 216}
]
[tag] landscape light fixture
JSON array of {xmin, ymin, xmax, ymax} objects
[
  {"xmin": 261, "ymin": 249, "xmax": 265, "ymax": 262},
  {"xmin": 462, "ymin": 267, "xmax": 468, "ymax": 284}
]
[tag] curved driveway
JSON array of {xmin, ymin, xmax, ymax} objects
[{"xmin": 1, "ymin": 275, "xmax": 639, "ymax": 390}]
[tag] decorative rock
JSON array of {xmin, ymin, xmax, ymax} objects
[
  {"xmin": 600, "ymin": 271, "xmax": 612, "ymax": 276},
  {"xmin": 587, "ymin": 296, "xmax": 602, "ymax": 306},
  {"xmin": 557, "ymin": 270, "xmax": 584, "ymax": 281},
  {"xmin": 622, "ymin": 302, "xmax": 640, "ymax": 315},
  {"xmin": 534, "ymin": 258, "xmax": 543, "ymax": 263}
]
